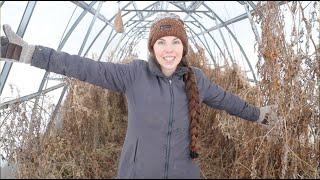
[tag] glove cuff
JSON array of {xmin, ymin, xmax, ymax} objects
[
  {"xmin": 257, "ymin": 107, "xmax": 268, "ymax": 124},
  {"xmin": 20, "ymin": 44, "xmax": 35, "ymax": 64}
]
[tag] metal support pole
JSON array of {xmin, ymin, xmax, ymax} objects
[{"xmin": 0, "ymin": 1, "xmax": 37, "ymax": 95}]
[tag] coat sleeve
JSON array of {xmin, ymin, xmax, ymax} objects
[
  {"xmin": 31, "ymin": 45, "xmax": 139, "ymax": 93},
  {"xmin": 194, "ymin": 67, "xmax": 260, "ymax": 122}
]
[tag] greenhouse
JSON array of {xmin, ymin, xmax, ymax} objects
[{"xmin": 0, "ymin": 1, "xmax": 319, "ymax": 179}]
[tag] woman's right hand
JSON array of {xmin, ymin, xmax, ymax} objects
[{"xmin": 0, "ymin": 24, "xmax": 35, "ymax": 64}]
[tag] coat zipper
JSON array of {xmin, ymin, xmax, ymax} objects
[{"xmin": 164, "ymin": 79, "xmax": 174, "ymax": 179}]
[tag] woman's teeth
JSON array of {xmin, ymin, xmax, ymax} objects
[{"xmin": 163, "ymin": 56, "xmax": 175, "ymax": 61}]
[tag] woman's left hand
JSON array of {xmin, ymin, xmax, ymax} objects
[
  {"xmin": 257, "ymin": 105, "xmax": 278, "ymax": 125},
  {"xmin": 258, "ymin": 104, "xmax": 284, "ymax": 138}
]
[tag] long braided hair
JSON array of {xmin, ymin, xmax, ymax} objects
[{"xmin": 180, "ymin": 58, "xmax": 201, "ymax": 159}]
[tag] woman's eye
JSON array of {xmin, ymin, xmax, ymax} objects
[
  {"xmin": 157, "ymin": 41, "xmax": 165, "ymax": 45},
  {"xmin": 173, "ymin": 41, "xmax": 181, "ymax": 45}
]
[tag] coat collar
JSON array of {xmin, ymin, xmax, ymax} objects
[{"xmin": 147, "ymin": 55, "xmax": 189, "ymax": 78}]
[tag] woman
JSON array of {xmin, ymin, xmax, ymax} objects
[{"xmin": 0, "ymin": 13, "xmax": 277, "ymax": 179}]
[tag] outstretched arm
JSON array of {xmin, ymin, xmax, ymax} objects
[
  {"xmin": 31, "ymin": 45, "xmax": 138, "ymax": 92},
  {"xmin": 194, "ymin": 67, "xmax": 277, "ymax": 124},
  {"xmin": 0, "ymin": 24, "xmax": 138, "ymax": 93}
]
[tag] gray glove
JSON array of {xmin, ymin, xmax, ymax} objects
[
  {"xmin": 257, "ymin": 105, "xmax": 278, "ymax": 125},
  {"xmin": 258, "ymin": 105, "xmax": 283, "ymax": 138},
  {"xmin": 0, "ymin": 24, "xmax": 35, "ymax": 64}
]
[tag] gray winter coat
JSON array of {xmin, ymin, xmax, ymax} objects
[{"xmin": 31, "ymin": 45, "xmax": 260, "ymax": 179}]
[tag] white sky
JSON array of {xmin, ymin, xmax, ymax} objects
[{"xmin": 0, "ymin": 1, "xmax": 264, "ymax": 105}]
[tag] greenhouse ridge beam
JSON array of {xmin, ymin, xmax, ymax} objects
[
  {"xmin": 98, "ymin": 2, "xmax": 160, "ymax": 59},
  {"xmin": 122, "ymin": 9, "xmax": 210, "ymax": 13},
  {"xmin": 128, "ymin": 20, "xmax": 197, "ymax": 23}
]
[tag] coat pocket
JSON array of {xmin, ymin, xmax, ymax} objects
[
  {"xmin": 129, "ymin": 137, "xmax": 139, "ymax": 178},
  {"xmin": 118, "ymin": 137, "xmax": 140, "ymax": 178},
  {"xmin": 133, "ymin": 138, "xmax": 139, "ymax": 163}
]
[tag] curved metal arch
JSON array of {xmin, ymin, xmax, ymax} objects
[
  {"xmin": 118, "ymin": 18, "xmax": 217, "ymax": 67},
  {"xmin": 116, "ymin": 27, "xmax": 147, "ymax": 61},
  {"xmin": 98, "ymin": 1, "xmax": 169, "ymax": 55},
  {"xmin": 118, "ymin": 32, "xmax": 145, "ymax": 61},
  {"xmin": 86, "ymin": 9, "xmax": 132, "ymax": 60},
  {"xmin": 78, "ymin": 1, "xmax": 104, "ymax": 55},
  {"xmin": 97, "ymin": 2, "xmax": 161, "ymax": 61},
  {"xmin": 49, "ymin": 2, "xmax": 162, "ymax": 129},
  {"xmin": 102, "ymin": 1, "xmax": 229, "ymax": 64},
  {"xmin": 189, "ymin": 21, "xmax": 228, "ymax": 66},
  {"xmin": 189, "ymin": 21, "xmax": 220, "ymax": 66},
  {"xmin": 83, "ymin": 2, "xmax": 134, "ymax": 57},
  {"xmin": 31, "ymin": 1, "xmax": 106, "ymax": 134},
  {"xmin": 211, "ymin": 13, "xmax": 235, "ymax": 64},
  {"xmin": 167, "ymin": 2, "xmax": 225, "ymax": 66},
  {"xmin": 168, "ymin": 2, "xmax": 229, "ymax": 67},
  {"xmin": 57, "ymin": 1, "xmax": 98, "ymax": 51},
  {"xmin": 184, "ymin": 23, "xmax": 217, "ymax": 67},
  {"xmin": 48, "ymin": 1, "xmax": 135, "ymax": 127},
  {"xmin": 102, "ymin": 1, "xmax": 220, "ymax": 61},
  {"xmin": 121, "ymin": 16, "xmax": 216, "ymax": 65},
  {"xmin": 0, "ymin": 1, "xmax": 37, "ymax": 95},
  {"xmin": 201, "ymin": 3, "xmax": 257, "ymax": 83},
  {"xmin": 37, "ymin": 1, "xmax": 97, "ymax": 92},
  {"xmin": 116, "ymin": 1, "xmax": 220, "ymax": 67},
  {"xmin": 25, "ymin": 1, "xmax": 98, "ymax": 126},
  {"xmin": 178, "ymin": 4, "xmax": 231, "ymax": 64}
]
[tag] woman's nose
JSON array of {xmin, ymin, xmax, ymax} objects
[{"xmin": 163, "ymin": 43, "xmax": 174, "ymax": 53}]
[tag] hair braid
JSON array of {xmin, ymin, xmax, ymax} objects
[{"xmin": 181, "ymin": 59, "xmax": 201, "ymax": 159}]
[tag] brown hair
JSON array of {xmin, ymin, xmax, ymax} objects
[{"xmin": 180, "ymin": 58, "xmax": 201, "ymax": 159}]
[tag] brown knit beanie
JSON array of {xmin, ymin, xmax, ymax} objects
[{"xmin": 148, "ymin": 13, "xmax": 188, "ymax": 56}]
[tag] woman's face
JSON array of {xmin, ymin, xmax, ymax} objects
[{"xmin": 153, "ymin": 36, "xmax": 183, "ymax": 77}]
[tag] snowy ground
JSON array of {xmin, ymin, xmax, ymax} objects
[{"xmin": 0, "ymin": 162, "xmax": 16, "ymax": 179}]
